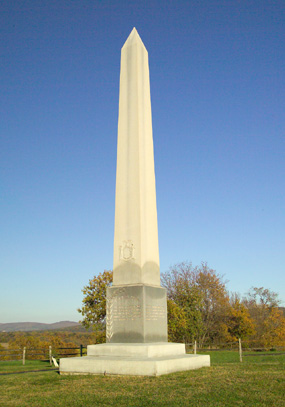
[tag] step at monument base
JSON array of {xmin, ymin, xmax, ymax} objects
[{"xmin": 59, "ymin": 343, "xmax": 210, "ymax": 376}]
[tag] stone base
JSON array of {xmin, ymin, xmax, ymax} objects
[
  {"xmin": 60, "ymin": 343, "xmax": 210, "ymax": 376},
  {"xmin": 106, "ymin": 285, "xmax": 167, "ymax": 343}
]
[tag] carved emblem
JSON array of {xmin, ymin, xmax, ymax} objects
[
  {"xmin": 106, "ymin": 287, "xmax": 126, "ymax": 342},
  {"xmin": 120, "ymin": 240, "xmax": 135, "ymax": 261},
  {"xmin": 106, "ymin": 296, "xmax": 113, "ymax": 343}
]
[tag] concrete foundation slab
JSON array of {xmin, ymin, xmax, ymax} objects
[
  {"xmin": 87, "ymin": 342, "xmax": 185, "ymax": 358},
  {"xmin": 60, "ymin": 354, "xmax": 210, "ymax": 376},
  {"xmin": 60, "ymin": 343, "xmax": 210, "ymax": 376}
]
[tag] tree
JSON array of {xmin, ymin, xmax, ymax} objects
[
  {"xmin": 194, "ymin": 263, "xmax": 231, "ymax": 346},
  {"xmin": 226, "ymin": 295, "xmax": 255, "ymax": 341},
  {"xmin": 9, "ymin": 332, "xmax": 86, "ymax": 359},
  {"xmin": 167, "ymin": 299, "xmax": 188, "ymax": 343},
  {"xmin": 161, "ymin": 262, "xmax": 202, "ymax": 343},
  {"xmin": 243, "ymin": 287, "xmax": 285, "ymax": 348},
  {"xmin": 162, "ymin": 262, "xmax": 236, "ymax": 346},
  {"xmin": 78, "ymin": 270, "xmax": 113, "ymax": 343},
  {"xmin": 262, "ymin": 307, "xmax": 285, "ymax": 348},
  {"xmin": 78, "ymin": 267, "xmax": 284, "ymax": 349},
  {"xmin": 244, "ymin": 287, "xmax": 281, "ymax": 309},
  {"xmin": 162, "ymin": 262, "xmax": 204, "ymax": 344}
]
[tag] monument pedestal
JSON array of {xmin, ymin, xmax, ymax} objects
[
  {"xmin": 59, "ymin": 343, "xmax": 210, "ymax": 376},
  {"xmin": 106, "ymin": 285, "xmax": 167, "ymax": 343}
]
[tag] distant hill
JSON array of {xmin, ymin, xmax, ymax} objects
[
  {"xmin": 0, "ymin": 321, "xmax": 80, "ymax": 332},
  {"xmin": 49, "ymin": 324, "xmax": 93, "ymax": 332}
]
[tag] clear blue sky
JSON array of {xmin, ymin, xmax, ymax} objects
[{"xmin": 1, "ymin": 0, "xmax": 284, "ymax": 323}]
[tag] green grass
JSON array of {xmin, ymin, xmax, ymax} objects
[
  {"xmin": 0, "ymin": 360, "xmax": 53, "ymax": 373},
  {"xmin": 1, "ymin": 351, "xmax": 284, "ymax": 407}
]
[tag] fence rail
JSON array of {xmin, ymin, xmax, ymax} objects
[
  {"xmin": 0, "ymin": 346, "xmax": 87, "ymax": 364},
  {"xmin": 185, "ymin": 339, "xmax": 285, "ymax": 362},
  {"xmin": 1, "ymin": 340, "xmax": 284, "ymax": 365}
]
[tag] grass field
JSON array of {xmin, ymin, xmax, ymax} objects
[{"xmin": 1, "ymin": 351, "xmax": 284, "ymax": 407}]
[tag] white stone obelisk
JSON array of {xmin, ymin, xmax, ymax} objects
[
  {"xmin": 113, "ymin": 27, "xmax": 160, "ymax": 287},
  {"xmin": 59, "ymin": 29, "xmax": 210, "ymax": 374},
  {"xmin": 106, "ymin": 28, "xmax": 167, "ymax": 343}
]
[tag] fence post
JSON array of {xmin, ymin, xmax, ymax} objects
[
  {"xmin": 239, "ymin": 338, "xmax": 242, "ymax": 362},
  {"xmin": 49, "ymin": 346, "xmax": 52, "ymax": 365},
  {"xmin": 194, "ymin": 340, "xmax": 197, "ymax": 354},
  {"xmin": 23, "ymin": 347, "xmax": 26, "ymax": 365},
  {"xmin": 80, "ymin": 344, "xmax": 83, "ymax": 357}
]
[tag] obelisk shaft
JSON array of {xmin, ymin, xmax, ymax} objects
[
  {"xmin": 113, "ymin": 28, "xmax": 160, "ymax": 287},
  {"xmin": 106, "ymin": 28, "xmax": 167, "ymax": 343}
]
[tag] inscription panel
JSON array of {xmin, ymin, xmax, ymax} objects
[
  {"xmin": 113, "ymin": 303, "xmax": 142, "ymax": 321},
  {"xmin": 146, "ymin": 305, "xmax": 166, "ymax": 321},
  {"xmin": 108, "ymin": 289, "xmax": 142, "ymax": 321},
  {"xmin": 106, "ymin": 285, "xmax": 167, "ymax": 343}
]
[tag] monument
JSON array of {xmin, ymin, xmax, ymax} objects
[{"xmin": 60, "ymin": 28, "xmax": 210, "ymax": 376}]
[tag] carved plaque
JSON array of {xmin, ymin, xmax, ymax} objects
[
  {"xmin": 119, "ymin": 240, "xmax": 135, "ymax": 261},
  {"xmin": 146, "ymin": 305, "xmax": 166, "ymax": 321}
]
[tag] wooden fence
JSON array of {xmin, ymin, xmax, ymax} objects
[
  {"xmin": 1, "ymin": 340, "xmax": 284, "ymax": 365},
  {"xmin": 185, "ymin": 339, "xmax": 285, "ymax": 362},
  {"xmin": 0, "ymin": 345, "xmax": 87, "ymax": 365}
]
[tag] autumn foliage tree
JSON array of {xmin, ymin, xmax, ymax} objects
[
  {"xmin": 262, "ymin": 307, "xmax": 285, "ymax": 348},
  {"xmin": 8, "ymin": 332, "xmax": 81, "ymax": 359},
  {"xmin": 166, "ymin": 299, "xmax": 188, "ymax": 342},
  {"xmin": 226, "ymin": 295, "xmax": 255, "ymax": 341},
  {"xmin": 194, "ymin": 263, "xmax": 231, "ymax": 346},
  {"xmin": 78, "ymin": 267, "xmax": 284, "ymax": 349},
  {"xmin": 77, "ymin": 270, "xmax": 113, "ymax": 343},
  {"xmin": 243, "ymin": 287, "xmax": 285, "ymax": 348},
  {"xmin": 162, "ymin": 262, "xmax": 231, "ymax": 346},
  {"xmin": 162, "ymin": 262, "xmax": 257, "ymax": 347},
  {"xmin": 161, "ymin": 262, "xmax": 204, "ymax": 344}
]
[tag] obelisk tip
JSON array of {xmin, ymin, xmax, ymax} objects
[{"xmin": 122, "ymin": 27, "xmax": 146, "ymax": 50}]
